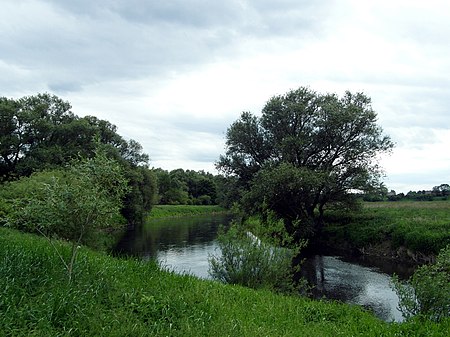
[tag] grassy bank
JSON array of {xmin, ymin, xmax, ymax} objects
[
  {"xmin": 149, "ymin": 205, "xmax": 227, "ymax": 218},
  {"xmin": 2, "ymin": 227, "xmax": 449, "ymax": 336},
  {"xmin": 323, "ymin": 200, "xmax": 450, "ymax": 257}
]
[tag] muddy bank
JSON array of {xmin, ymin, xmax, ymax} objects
[{"xmin": 309, "ymin": 238, "xmax": 435, "ymax": 266}]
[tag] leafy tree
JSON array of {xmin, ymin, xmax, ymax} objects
[
  {"xmin": 153, "ymin": 168, "xmax": 188, "ymax": 205},
  {"xmin": 362, "ymin": 183, "xmax": 389, "ymax": 202},
  {"xmin": 5, "ymin": 150, "xmax": 129, "ymax": 282},
  {"xmin": 153, "ymin": 168, "xmax": 219, "ymax": 205},
  {"xmin": 217, "ymin": 87, "xmax": 393, "ymax": 240},
  {"xmin": 214, "ymin": 175, "xmax": 242, "ymax": 209},
  {"xmin": 0, "ymin": 93, "xmax": 75, "ymax": 180},
  {"xmin": 433, "ymin": 184, "xmax": 450, "ymax": 197},
  {"xmin": 121, "ymin": 166, "xmax": 158, "ymax": 226},
  {"xmin": 0, "ymin": 93, "xmax": 157, "ymax": 226},
  {"xmin": 185, "ymin": 170, "xmax": 218, "ymax": 205}
]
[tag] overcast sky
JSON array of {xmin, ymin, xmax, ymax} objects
[{"xmin": 1, "ymin": 0, "xmax": 449, "ymax": 193}]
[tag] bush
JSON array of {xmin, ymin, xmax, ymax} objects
[
  {"xmin": 208, "ymin": 224, "xmax": 305, "ymax": 293},
  {"xmin": 5, "ymin": 150, "xmax": 129, "ymax": 282},
  {"xmin": 392, "ymin": 244, "xmax": 450, "ymax": 321}
]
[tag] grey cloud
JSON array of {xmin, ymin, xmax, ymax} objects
[
  {"xmin": 116, "ymin": 115, "xmax": 224, "ymax": 167},
  {"xmin": 1, "ymin": 2, "xmax": 239, "ymax": 92},
  {"xmin": 1, "ymin": 0, "xmax": 329, "ymax": 94},
  {"xmin": 378, "ymin": 88, "xmax": 450, "ymax": 130},
  {"xmin": 43, "ymin": 0, "xmax": 327, "ymax": 34},
  {"xmin": 115, "ymin": 1, "xmax": 243, "ymax": 28},
  {"xmin": 42, "ymin": 0, "xmax": 243, "ymax": 27},
  {"xmin": 246, "ymin": 0, "xmax": 332, "ymax": 36},
  {"xmin": 48, "ymin": 81, "xmax": 83, "ymax": 93},
  {"xmin": 385, "ymin": 127, "xmax": 438, "ymax": 149},
  {"xmin": 171, "ymin": 116, "xmax": 232, "ymax": 136}
]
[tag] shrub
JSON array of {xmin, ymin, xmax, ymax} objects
[
  {"xmin": 208, "ymin": 224, "xmax": 305, "ymax": 293},
  {"xmin": 392, "ymin": 244, "xmax": 450, "ymax": 321},
  {"xmin": 5, "ymin": 150, "xmax": 129, "ymax": 282}
]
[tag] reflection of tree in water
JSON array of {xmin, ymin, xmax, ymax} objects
[
  {"xmin": 303, "ymin": 256, "xmax": 367, "ymax": 302},
  {"xmin": 113, "ymin": 215, "xmax": 232, "ymax": 259},
  {"xmin": 301, "ymin": 255, "xmax": 403, "ymax": 322}
]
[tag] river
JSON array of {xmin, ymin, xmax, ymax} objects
[{"xmin": 114, "ymin": 214, "xmax": 415, "ymax": 322}]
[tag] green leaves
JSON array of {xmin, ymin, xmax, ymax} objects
[
  {"xmin": 393, "ymin": 245, "xmax": 450, "ymax": 321},
  {"xmin": 4, "ymin": 151, "xmax": 129, "ymax": 281},
  {"xmin": 0, "ymin": 93, "xmax": 151, "ymax": 182},
  {"xmin": 208, "ymin": 224, "xmax": 301, "ymax": 293},
  {"xmin": 218, "ymin": 86, "xmax": 394, "ymax": 241}
]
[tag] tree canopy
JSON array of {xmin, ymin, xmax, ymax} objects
[
  {"xmin": 0, "ymin": 93, "xmax": 156, "ymax": 227},
  {"xmin": 0, "ymin": 93, "xmax": 150, "ymax": 181},
  {"xmin": 153, "ymin": 168, "xmax": 219, "ymax": 205},
  {"xmin": 217, "ymin": 87, "xmax": 394, "ymax": 240}
]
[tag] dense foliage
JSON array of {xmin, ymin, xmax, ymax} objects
[
  {"xmin": 393, "ymin": 245, "xmax": 450, "ymax": 322},
  {"xmin": 153, "ymin": 168, "xmax": 218, "ymax": 205},
  {"xmin": 0, "ymin": 93, "xmax": 157, "ymax": 227},
  {"xmin": 0, "ymin": 94, "xmax": 148, "ymax": 180},
  {"xmin": 208, "ymin": 224, "xmax": 304, "ymax": 293},
  {"xmin": 217, "ymin": 87, "xmax": 393, "ymax": 241},
  {"xmin": 4, "ymin": 151, "xmax": 129, "ymax": 281}
]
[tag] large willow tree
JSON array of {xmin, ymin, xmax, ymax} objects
[{"xmin": 217, "ymin": 87, "xmax": 393, "ymax": 241}]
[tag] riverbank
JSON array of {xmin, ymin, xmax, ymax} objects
[
  {"xmin": 148, "ymin": 205, "xmax": 227, "ymax": 218},
  {"xmin": 320, "ymin": 200, "xmax": 450, "ymax": 263},
  {"xmin": 1, "ymin": 227, "xmax": 449, "ymax": 336}
]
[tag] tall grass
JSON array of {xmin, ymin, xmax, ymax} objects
[
  {"xmin": 323, "ymin": 200, "xmax": 450, "ymax": 255},
  {"xmin": 1, "ymin": 227, "xmax": 449, "ymax": 336},
  {"xmin": 149, "ymin": 205, "xmax": 226, "ymax": 218}
]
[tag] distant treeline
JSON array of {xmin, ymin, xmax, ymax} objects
[
  {"xmin": 361, "ymin": 183, "xmax": 450, "ymax": 202},
  {"xmin": 151, "ymin": 168, "xmax": 235, "ymax": 207}
]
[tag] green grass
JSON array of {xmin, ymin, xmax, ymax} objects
[
  {"xmin": 323, "ymin": 200, "xmax": 450, "ymax": 255},
  {"xmin": 149, "ymin": 205, "xmax": 226, "ymax": 218},
  {"xmin": 2, "ymin": 227, "xmax": 449, "ymax": 336}
]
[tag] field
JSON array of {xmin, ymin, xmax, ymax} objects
[
  {"xmin": 323, "ymin": 200, "xmax": 450, "ymax": 256},
  {"xmin": 1, "ymin": 227, "xmax": 449, "ymax": 336},
  {"xmin": 148, "ymin": 205, "xmax": 226, "ymax": 218}
]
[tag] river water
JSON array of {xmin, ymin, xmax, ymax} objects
[{"xmin": 114, "ymin": 214, "xmax": 415, "ymax": 322}]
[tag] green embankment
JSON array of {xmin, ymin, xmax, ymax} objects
[
  {"xmin": 1, "ymin": 227, "xmax": 449, "ymax": 336},
  {"xmin": 323, "ymin": 200, "xmax": 450, "ymax": 257},
  {"xmin": 148, "ymin": 205, "xmax": 226, "ymax": 218}
]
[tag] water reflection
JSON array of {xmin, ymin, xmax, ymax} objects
[
  {"xmin": 114, "ymin": 214, "xmax": 232, "ymax": 277},
  {"xmin": 302, "ymin": 255, "xmax": 405, "ymax": 322},
  {"xmin": 157, "ymin": 243, "xmax": 218, "ymax": 279}
]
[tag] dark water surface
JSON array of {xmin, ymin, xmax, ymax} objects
[
  {"xmin": 114, "ymin": 214, "xmax": 415, "ymax": 322},
  {"xmin": 114, "ymin": 214, "xmax": 232, "ymax": 278},
  {"xmin": 301, "ymin": 254, "xmax": 415, "ymax": 322}
]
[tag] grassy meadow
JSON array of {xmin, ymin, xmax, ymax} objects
[
  {"xmin": 148, "ymin": 205, "xmax": 226, "ymax": 218},
  {"xmin": 323, "ymin": 200, "xmax": 450, "ymax": 256},
  {"xmin": 1, "ymin": 227, "xmax": 450, "ymax": 336}
]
